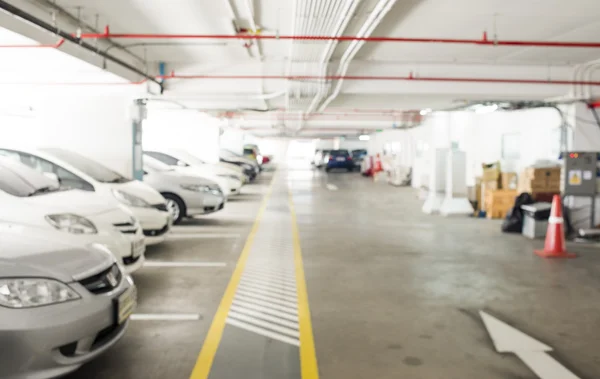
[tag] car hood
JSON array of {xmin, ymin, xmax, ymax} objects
[
  {"xmin": 218, "ymin": 162, "xmax": 244, "ymax": 173},
  {"xmin": 0, "ymin": 223, "xmax": 114, "ymax": 282},
  {"xmin": 221, "ymin": 156, "xmax": 258, "ymax": 167},
  {"xmin": 170, "ymin": 168, "xmax": 230, "ymax": 192},
  {"xmin": 112, "ymin": 180, "xmax": 166, "ymax": 204},
  {"xmin": 149, "ymin": 170, "xmax": 218, "ymax": 186},
  {"xmin": 21, "ymin": 189, "xmax": 120, "ymax": 216}
]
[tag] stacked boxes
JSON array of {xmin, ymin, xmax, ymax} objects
[
  {"xmin": 518, "ymin": 167, "xmax": 561, "ymax": 195},
  {"xmin": 484, "ymin": 189, "xmax": 518, "ymax": 219},
  {"xmin": 479, "ymin": 162, "xmax": 518, "ymax": 218}
]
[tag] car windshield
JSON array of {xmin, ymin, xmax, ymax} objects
[
  {"xmin": 170, "ymin": 150, "xmax": 207, "ymax": 166},
  {"xmin": 40, "ymin": 148, "xmax": 131, "ymax": 184},
  {"xmin": 0, "ymin": 158, "xmax": 60, "ymax": 197},
  {"xmin": 144, "ymin": 155, "xmax": 174, "ymax": 173}
]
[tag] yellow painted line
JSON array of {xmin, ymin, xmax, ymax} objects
[
  {"xmin": 189, "ymin": 177, "xmax": 275, "ymax": 379},
  {"xmin": 289, "ymin": 191, "xmax": 320, "ymax": 379}
]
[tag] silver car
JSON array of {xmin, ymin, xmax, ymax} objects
[
  {"xmin": 0, "ymin": 223, "xmax": 137, "ymax": 379},
  {"xmin": 143, "ymin": 156, "xmax": 226, "ymax": 224}
]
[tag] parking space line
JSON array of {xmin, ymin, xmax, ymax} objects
[
  {"xmin": 131, "ymin": 313, "xmax": 201, "ymax": 321},
  {"xmin": 189, "ymin": 179, "xmax": 275, "ymax": 379},
  {"xmin": 144, "ymin": 261, "xmax": 227, "ymax": 268},
  {"xmin": 326, "ymin": 183, "xmax": 338, "ymax": 191},
  {"xmin": 229, "ymin": 307, "xmax": 299, "ymax": 329},
  {"xmin": 231, "ymin": 300, "xmax": 298, "ymax": 322},
  {"xmin": 227, "ymin": 311, "xmax": 300, "ymax": 338},
  {"xmin": 225, "ymin": 317, "xmax": 300, "ymax": 346},
  {"xmin": 289, "ymin": 191, "xmax": 320, "ymax": 379}
]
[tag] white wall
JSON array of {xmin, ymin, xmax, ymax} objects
[
  {"xmin": 368, "ymin": 108, "xmax": 564, "ymax": 188},
  {"xmin": 220, "ymin": 129, "xmax": 246, "ymax": 155},
  {"xmin": 143, "ymin": 109, "xmax": 220, "ymax": 163},
  {"xmin": 340, "ymin": 140, "xmax": 368, "ymax": 151},
  {"xmin": 1, "ymin": 88, "xmax": 139, "ymax": 177},
  {"xmin": 570, "ymin": 102, "xmax": 600, "ymax": 151}
]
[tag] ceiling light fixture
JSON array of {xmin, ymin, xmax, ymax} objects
[
  {"xmin": 359, "ymin": 134, "xmax": 370, "ymax": 141},
  {"xmin": 419, "ymin": 108, "xmax": 432, "ymax": 115}
]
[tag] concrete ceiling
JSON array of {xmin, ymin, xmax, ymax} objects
[{"xmin": 2, "ymin": 0, "xmax": 600, "ymax": 137}]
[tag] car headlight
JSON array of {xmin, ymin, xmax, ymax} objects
[
  {"xmin": 181, "ymin": 184, "xmax": 211, "ymax": 192},
  {"xmin": 112, "ymin": 189, "xmax": 151, "ymax": 208},
  {"xmin": 0, "ymin": 278, "xmax": 80, "ymax": 308},
  {"xmin": 45, "ymin": 214, "xmax": 97, "ymax": 234}
]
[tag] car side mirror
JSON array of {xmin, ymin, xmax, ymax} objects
[
  {"xmin": 43, "ymin": 172, "xmax": 60, "ymax": 184},
  {"xmin": 177, "ymin": 160, "xmax": 188, "ymax": 167}
]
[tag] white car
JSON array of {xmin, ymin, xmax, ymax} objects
[
  {"xmin": 0, "ymin": 157, "xmax": 146, "ymax": 274},
  {"xmin": 143, "ymin": 156, "xmax": 226, "ymax": 224},
  {"xmin": 144, "ymin": 149, "xmax": 244, "ymax": 196},
  {"xmin": 0, "ymin": 147, "xmax": 172, "ymax": 245}
]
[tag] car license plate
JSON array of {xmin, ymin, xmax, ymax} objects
[
  {"xmin": 336, "ymin": 157, "xmax": 345, "ymax": 161},
  {"xmin": 116, "ymin": 286, "xmax": 137, "ymax": 325},
  {"xmin": 131, "ymin": 239, "xmax": 145, "ymax": 258}
]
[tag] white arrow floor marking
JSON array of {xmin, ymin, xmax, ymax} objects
[{"xmin": 480, "ymin": 311, "xmax": 580, "ymax": 379}]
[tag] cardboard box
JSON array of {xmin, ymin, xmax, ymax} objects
[
  {"xmin": 501, "ymin": 172, "xmax": 518, "ymax": 190},
  {"xmin": 523, "ymin": 167, "xmax": 561, "ymax": 181},
  {"xmin": 484, "ymin": 189, "xmax": 518, "ymax": 219},
  {"xmin": 518, "ymin": 167, "xmax": 562, "ymax": 193},
  {"xmin": 482, "ymin": 162, "xmax": 501, "ymax": 182},
  {"xmin": 475, "ymin": 177, "xmax": 482, "ymax": 210}
]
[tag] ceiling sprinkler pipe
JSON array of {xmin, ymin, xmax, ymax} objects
[
  {"xmin": 0, "ymin": 1, "xmax": 162, "ymax": 91},
  {"xmin": 156, "ymin": 73, "xmax": 600, "ymax": 87},
  {"xmin": 78, "ymin": 26, "xmax": 600, "ymax": 49}
]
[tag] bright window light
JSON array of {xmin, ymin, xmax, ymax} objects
[{"xmin": 359, "ymin": 135, "xmax": 370, "ymax": 141}]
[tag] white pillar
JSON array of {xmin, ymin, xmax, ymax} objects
[{"xmin": 440, "ymin": 112, "xmax": 474, "ymax": 216}]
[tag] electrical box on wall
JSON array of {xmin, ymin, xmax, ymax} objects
[{"xmin": 562, "ymin": 152, "xmax": 598, "ymax": 196}]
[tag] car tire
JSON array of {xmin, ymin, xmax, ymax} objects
[
  {"xmin": 162, "ymin": 193, "xmax": 186, "ymax": 225},
  {"xmin": 347, "ymin": 167, "xmax": 353, "ymax": 172},
  {"xmin": 325, "ymin": 167, "xmax": 331, "ymax": 172}
]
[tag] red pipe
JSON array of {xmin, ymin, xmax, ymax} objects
[
  {"xmin": 589, "ymin": 100, "xmax": 600, "ymax": 108},
  {"xmin": 77, "ymin": 28, "xmax": 600, "ymax": 49},
  {"xmin": 159, "ymin": 74, "xmax": 600, "ymax": 87},
  {"xmin": 0, "ymin": 38, "xmax": 64, "ymax": 48}
]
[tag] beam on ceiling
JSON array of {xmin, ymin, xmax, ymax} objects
[{"xmin": 0, "ymin": 0, "xmax": 163, "ymax": 92}]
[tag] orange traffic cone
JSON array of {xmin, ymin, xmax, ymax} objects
[
  {"xmin": 535, "ymin": 195, "xmax": 576, "ymax": 258},
  {"xmin": 374, "ymin": 154, "xmax": 383, "ymax": 172}
]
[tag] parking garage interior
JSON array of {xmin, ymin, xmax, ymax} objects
[{"xmin": 2, "ymin": 1, "xmax": 600, "ymax": 379}]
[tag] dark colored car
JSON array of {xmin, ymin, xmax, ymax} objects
[
  {"xmin": 351, "ymin": 149, "xmax": 368, "ymax": 170},
  {"xmin": 324, "ymin": 150, "xmax": 354, "ymax": 172},
  {"xmin": 219, "ymin": 149, "xmax": 259, "ymax": 181}
]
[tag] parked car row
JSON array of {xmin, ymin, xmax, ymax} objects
[
  {"xmin": 311, "ymin": 149, "xmax": 367, "ymax": 172},
  {"xmin": 0, "ymin": 145, "xmax": 265, "ymax": 379}
]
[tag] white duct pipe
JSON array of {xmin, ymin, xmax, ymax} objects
[
  {"xmin": 306, "ymin": 0, "xmax": 361, "ymax": 115},
  {"xmin": 311, "ymin": 0, "xmax": 343, "ymax": 60},
  {"xmin": 318, "ymin": 0, "xmax": 398, "ymax": 112},
  {"xmin": 243, "ymin": 0, "xmax": 267, "ymax": 109}
]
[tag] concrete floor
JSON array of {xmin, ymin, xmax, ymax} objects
[{"xmin": 67, "ymin": 163, "xmax": 600, "ymax": 378}]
